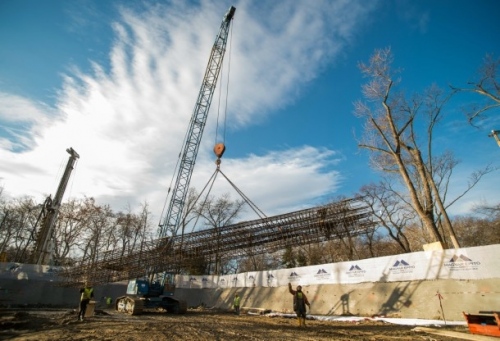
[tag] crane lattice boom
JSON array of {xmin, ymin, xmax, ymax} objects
[{"xmin": 159, "ymin": 6, "xmax": 236, "ymax": 238}]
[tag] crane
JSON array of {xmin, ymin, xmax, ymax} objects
[
  {"xmin": 112, "ymin": 6, "xmax": 236, "ymax": 315},
  {"xmin": 59, "ymin": 5, "xmax": 375, "ymax": 314},
  {"xmin": 159, "ymin": 6, "xmax": 236, "ymax": 239}
]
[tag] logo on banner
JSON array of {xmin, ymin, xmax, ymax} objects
[
  {"xmin": 346, "ymin": 264, "xmax": 366, "ymax": 277},
  {"xmin": 389, "ymin": 259, "xmax": 415, "ymax": 274},
  {"xmin": 219, "ymin": 278, "xmax": 227, "ymax": 287},
  {"xmin": 288, "ymin": 271, "xmax": 300, "ymax": 281},
  {"xmin": 248, "ymin": 275, "xmax": 256, "ymax": 286},
  {"xmin": 232, "ymin": 277, "xmax": 238, "ymax": 284},
  {"xmin": 314, "ymin": 268, "xmax": 330, "ymax": 279},
  {"xmin": 189, "ymin": 277, "xmax": 197, "ymax": 282},
  {"xmin": 267, "ymin": 273, "xmax": 276, "ymax": 286},
  {"xmin": 444, "ymin": 254, "xmax": 480, "ymax": 271}
]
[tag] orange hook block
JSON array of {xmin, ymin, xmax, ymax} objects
[{"xmin": 214, "ymin": 143, "xmax": 226, "ymax": 158}]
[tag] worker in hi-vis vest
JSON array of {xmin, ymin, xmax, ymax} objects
[
  {"xmin": 288, "ymin": 283, "xmax": 310, "ymax": 327},
  {"xmin": 233, "ymin": 294, "xmax": 241, "ymax": 315},
  {"xmin": 78, "ymin": 282, "xmax": 94, "ymax": 321}
]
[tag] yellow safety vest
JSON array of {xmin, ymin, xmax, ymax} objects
[{"xmin": 81, "ymin": 287, "xmax": 93, "ymax": 301}]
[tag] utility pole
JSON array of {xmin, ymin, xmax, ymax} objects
[
  {"xmin": 31, "ymin": 147, "xmax": 80, "ymax": 265},
  {"xmin": 489, "ymin": 130, "xmax": 500, "ymax": 147}
]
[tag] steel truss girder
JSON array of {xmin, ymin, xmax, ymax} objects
[{"xmin": 60, "ymin": 197, "xmax": 375, "ymax": 286}]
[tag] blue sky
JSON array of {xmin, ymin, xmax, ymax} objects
[{"xmin": 0, "ymin": 0, "xmax": 499, "ymax": 224}]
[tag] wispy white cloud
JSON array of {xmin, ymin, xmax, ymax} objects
[
  {"xmin": 0, "ymin": 1, "xmax": 378, "ymax": 221},
  {"xmin": 0, "ymin": 92, "xmax": 56, "ymax": 151},
  {"xmin": 226, "ymin": 0, "xmax": 379, "ymax": 127}
]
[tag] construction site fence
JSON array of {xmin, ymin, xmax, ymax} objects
[
  {"xmin": 177, "ymin": 244, "xmax": 500, "ymax": 288},
  {"xmin": 1, "ymin": 244, "xmax": 498, "ymax": 288}
]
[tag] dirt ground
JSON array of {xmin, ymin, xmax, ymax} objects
[{"xmin": 0, "ymin": 307, "xmax": 476, "ymax": 341}]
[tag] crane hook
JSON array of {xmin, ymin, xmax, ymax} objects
[
  {"xmin": 214, "ymin": 143, "xmax": 226, "ymax": 168},
  {"xmin": 214, "ymin": 143, "xmax": 226, "ymax": 158}
]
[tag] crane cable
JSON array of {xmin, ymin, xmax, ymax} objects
[
  {"xmin": 218, "ymin": 169, "xmax": 267, "ymax": 219},
  {"xmin": 188, "ymin": 165, "xmax": 268, "ymax": 235},
  {"xmin": 214, "ymin": 16, "xmax": 233, "ymax": 146},
  {"xmin": 186, "ymin": 169, "xmax": 219, "ymax": 234},
  {"xmin": 193, "ymin": 17, "xmax": 269, "ymax": 231},
  {"xmin": 211, "ymin": 21, "xmax": 268, "ymax": 221}
]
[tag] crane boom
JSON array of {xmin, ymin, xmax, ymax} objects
[
  {"xmin": 32, "ymin": 147, "xmax": 80, "ymax": 265},
  {"xmin": 159, "ymin": 6, "xmax": 235, "ymax": 238}
]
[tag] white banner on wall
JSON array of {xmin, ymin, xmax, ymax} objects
[{"xmin": 176, "ymin": 244, "xmax": 500, "ymax": 288}]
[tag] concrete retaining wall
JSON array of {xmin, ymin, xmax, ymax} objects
[
  {"xmin": 0, "ymin": 279, "xmax": 127, "ymax": 310},
  {"xmin": 2, "ymin": 278, "xmax": 498, "ymax": 321},
  {"xmin": 174, "ymin": 278, "xmax": 500, "ymax": 321}
]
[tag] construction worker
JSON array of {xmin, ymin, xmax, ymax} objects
[
  {"xmin": 233, "ymin": 293, "xmax": 241, "ymax": 315},
  {"xmin": 288, "ymin": 283, "xmax": 310, "ymax": 327},
  {"xmin": 78, "ymin": 282, "xmax": 94, "ymax": 321}
]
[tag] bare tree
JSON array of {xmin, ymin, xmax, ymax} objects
[
  {"xmin": 358, "ymin": 181, "xmax": 414, "ymax": 252},
  {"xmin": 451, "ymin": 55, "xmax": 500, "ymax": 125},
  {"xmin": 178, "ymin": 189, "xmax": 204, "ymax": 243},
  {"xmin": 76, "ymin": 197, "xmax": 114, "ymax": 265},
  {"xmin": 303, "ymin": 243, "xmax": 325, "ymax": 266},
  {"xmin": 238, "ymin": 252, "xmax": 281, "ymax": 272},
  {"xmin": 355, "ymin": 48, "xmax": 493, "ymax": 249},
  {"xmin": 281, "ymin": 245, "xmax": 296, "ymax": 268},
  {"xmin": 0, "ymin": 197, "xmax": 43, "ymax": 262},
  {"xmin": 196, "ymin": 193, "xmax": 245, "ymax": 275},
  {"xmin": 452, "ymin": 202, "xmax": 500, "ymax": 246},
  {"xmin": 451, "ymin": 214, "xmax": 500, "ymax": 247},
  {"xmin": 52, "ymin": 198, "xmax": 87, "ymax": 265},
  {"xmin": 474, "ymin": 201, "xmax": 500, "ymax": 217},
  {"xmin": 114, "ymin": 206, "xmax": 143, "ymax": 257},
  {"xmin": 1, "ymin": 193, "xmax": 157, "ymax": 267}
]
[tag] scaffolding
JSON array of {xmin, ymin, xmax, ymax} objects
[{"xmin": 60, "ymin": 197, "xmax": 375, "ymax": 286}]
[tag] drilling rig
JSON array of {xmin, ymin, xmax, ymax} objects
[{"xmin": 31, "ymin": 147, "xmax": 80, "ymax": 265}]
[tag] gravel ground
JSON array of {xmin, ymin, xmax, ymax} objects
[{"xmin": 0, "ymin": 308, "xmax": 475, "ymax": 341}]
